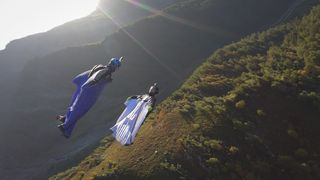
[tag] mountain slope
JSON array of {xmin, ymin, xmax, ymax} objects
[
  {"xmin": 52, "ymin": 3, "xmax": 320, "ymax": 180},
  {"xmin": 1, "ymin": 0, "xmax": 318, "ymax": 179}
]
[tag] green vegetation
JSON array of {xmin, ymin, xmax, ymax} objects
[
  {"xmin": 52, "ymin": 3, "xmax": 320, "ymax": 180},
  {"xmin": 50, "ymin": 136, "xmax": 115, "ymax": 179},
  {"xmin": 235, "ymin": 100, "xmax": 246, "ymax": 109}
]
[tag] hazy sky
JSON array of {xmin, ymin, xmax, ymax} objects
[{"xmin": 0, "ymin": 0, "xmax": 100, "ymax": 50}]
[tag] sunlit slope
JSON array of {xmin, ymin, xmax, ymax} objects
[{"xmin": 52, "ymin": 4, "xmax": 320, "ymax": 180}]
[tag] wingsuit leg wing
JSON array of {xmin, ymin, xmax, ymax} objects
[
  {"xmin": 69, "ymin": 70, "xmax": 90, "ymax": 106},
  {"xmin": 61, "ymin": 74, "xmax": 109, "ymax": 138}
]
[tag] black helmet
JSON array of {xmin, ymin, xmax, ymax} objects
[{"xmin": 148, "ymin": 83, "xmax": 159, "ymax": 96}]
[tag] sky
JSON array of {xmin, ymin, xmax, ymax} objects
[{"xmin": 0, "ymin": 0, "xmax": 100, "ymax": 50}]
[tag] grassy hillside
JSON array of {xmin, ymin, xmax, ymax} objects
[{"xmin": 52, "ymin": 4, "xmax": 320, "ymax": 180}]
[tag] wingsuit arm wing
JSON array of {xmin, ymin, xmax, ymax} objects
[
  {"xmin": 125, "ymin": 95, "xmax": 139, "ymax": 106},
  {"xmin": 115, "ymin": 97, "xmax": 139, "ymax": 123},
  {"xmin": 73, "ymin": 70, "xmax": 90, "ymax": 86},
  {"xmin": 67, "ymin": 70, "xmax": 90, "ymax": 107},
  {"xmin": 72, "ymin": 64, "xmax": 108, "ymax": 87}
]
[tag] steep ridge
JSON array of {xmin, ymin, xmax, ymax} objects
[
  {"xmin": 0, "ymin": 0, "xmax": 317, "ymax": 179},
  {"xmin": 52, "ymin": 4, "xmax": 320, "ymax": 180}
]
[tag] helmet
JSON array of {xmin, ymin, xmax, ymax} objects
[
  {"xmin": 109, "ymin": 57, "xmax": 123, "ymax": 68},
  {"xmin": 148, "ymin": 83, "xmax": 159, "ymax": 96}
]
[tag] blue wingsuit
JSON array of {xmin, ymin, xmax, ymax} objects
[{"xmin": 58, "ymin": 58, "xmax": 122, "ymax": 138}]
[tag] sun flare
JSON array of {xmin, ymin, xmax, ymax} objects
[{"xmin": 0, "ymin": 0, "xmax": 100, "ymax": 50}]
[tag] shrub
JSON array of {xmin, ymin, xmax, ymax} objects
[
  {"xmin": 204, "ymin": 139, "xmax": 223, "ymax": 151},
  {"xmin": 256, "ymin": 109, "xmax": 266, "ymax": 116},
  {"xmin": 294, "ymin": 148, "xmax": 308, "ymax": 159},
  {"xmin": 192, "ymin": 123, "xmax": 200, "ymax": 130},
  {"xmin": 232, "ymin": 119, "xmax": 248, "ymax": 131},
  {"xmin": 235, "ymin": 100, "xmax": 246, "ymax": 109},
  {"xmin": 206, "ymin": 157, "xmax": 220, "ymax": 166},
  {"xmin": 278, "ymin": 155, "xmax": 297, "ymax": 169},
  {"xmin": 229, "ymin": 146, "xmax": 239, "ymax": 155},
  {"xmin": 287, "ymin": 129, "xmax": 299, "ymax": 139}
]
